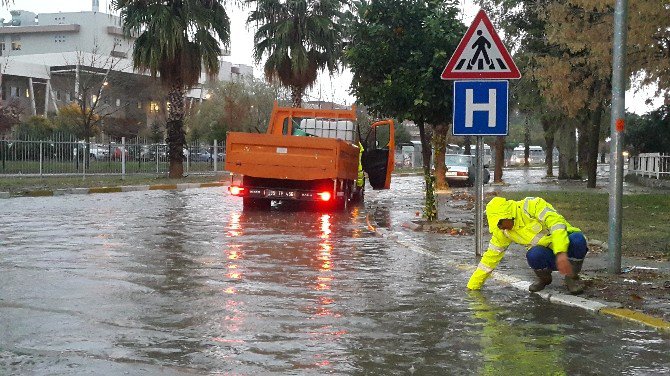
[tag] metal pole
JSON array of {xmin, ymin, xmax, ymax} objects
[
  {"xmin": 82, "ymin": 142, "xmax": 86, "ymax": 178},
  {"xmin": 213, "ymin": 140, "xmax": 218, "ymax": 173},
  {"xmin": 121, "ymin": 136, "xmax": 126, "ymax": 180},
  {"xmin": 475, "ymin": 136, "xmax": 484, "ymax": 257},
  {"xmin": 608, "ymin": 0, "xmax": 627, "ymax": 274},
  {"xmin": 39, "ymin": 141, "xmax": 43, "ymax": 176}
]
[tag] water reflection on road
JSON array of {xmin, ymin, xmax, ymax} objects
[{"xmin": 0, "ymin": 186, "xmax": 668, "ymax": 375}]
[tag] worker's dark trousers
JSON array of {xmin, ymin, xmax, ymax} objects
[{"xmin": 526, "ymin": 232, "xmax": 588, "ymax": 270}]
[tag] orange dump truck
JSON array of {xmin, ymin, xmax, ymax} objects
[{"xmin": 225, "ymin": 103, "xmax": 394, "ymax": 210}]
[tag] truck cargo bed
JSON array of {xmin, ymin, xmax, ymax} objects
[{"xmin": 225, "ymin": 132, "xmax": 360, "ymax": 181}]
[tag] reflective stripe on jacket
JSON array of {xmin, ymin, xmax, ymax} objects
[{"xmin": 467, "ymin": 197, "xmax": 581, "ymax": 290}]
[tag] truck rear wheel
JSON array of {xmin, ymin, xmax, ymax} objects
[{"xmin": 242, "ymin": 197, "xmax": 271, "ymax": 211}]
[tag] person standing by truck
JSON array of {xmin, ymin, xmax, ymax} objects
[{"xmin": 467, "ymin": 196, "xmax": 588, "ymax": 294}]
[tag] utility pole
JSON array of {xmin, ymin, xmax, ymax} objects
[{"xmin": 608, "ymin": 0, "xmax": 628, "ymax": 274}]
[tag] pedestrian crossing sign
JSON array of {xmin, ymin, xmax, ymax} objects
[{"xmin": 441, "ymin": 9, "xmax": 520, "ymax": 80}]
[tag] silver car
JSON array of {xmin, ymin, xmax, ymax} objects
[{"xmin": 445, "ymin": 154, "xmax": 490, "ymax": 187}]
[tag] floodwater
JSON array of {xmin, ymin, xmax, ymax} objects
[{"xmin": 1, "ymin": 182, "xmax": 668, "ymax": 375}]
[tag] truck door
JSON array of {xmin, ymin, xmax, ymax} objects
[{"xmin": 362, "ymin": 120, "xmax": 395, "ymax": 190}]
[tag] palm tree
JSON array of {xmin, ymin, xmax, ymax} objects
[
  {"xmin": 113, "ymin": 0, "xmax": 230, "ymax": 178},
  {"xmin": 247, "ymin": 0, "xmax": 346, "ymax": 107}
]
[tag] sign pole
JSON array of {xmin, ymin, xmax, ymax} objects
[
  {"xmin": 608, "ymin": 0, "xmax": 627, "ymax": 274},
  {"xmin": 475, "ymin": 136, "xmax": 484, "ymax": 257},
  {"xmin": 441, "ymin": 9, "xmax": 519, "ymax": 259}
]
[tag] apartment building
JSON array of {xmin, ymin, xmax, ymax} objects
[{"xmin": 0, "ymin": 2, "xmax": 253, "ymax": 133}]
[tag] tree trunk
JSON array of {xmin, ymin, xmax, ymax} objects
[
  {"xmin": 494, "ymin": 135, "xmax": 504, "ymax": 183},
  {"xmin": 167, "ymin": 84, "xmax": 185, "ymax": 179},
  {"xmin": 291, "ymin": 85, "xmax": 303, "ymax": 108},
  {"xmin": 417, "ymin": 120, "xmax": 436, "ymax": 221},
  {"xmin": 577, "ymin": 120, "xmax": 589, "ymax": 177},
  {"xmin": 433, "ymin": 123, "xmax": 449, "ymax": 190},
  {"xmin": 463, "ymin": 136, "xmax": 471, "ymax": 155},
  {"xmin": 542, "ymin": 118, "xmax": 556, "ymax": 177},
  {"xmin": 557, "ymin": 119, "xmax": 579, "ymax": 179},
  {"xmin": 545, "ymin": 134, "xmax": 555, "ymax": 177},
  {"xmin": 586, "ymin": 105, "xmax": 603, "ymax": 188},
  {"xmin": 524, "ymin": 116, "xmax": 530, "ymax": 167}
]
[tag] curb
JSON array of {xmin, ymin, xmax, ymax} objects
[
  {"xmin": 0, "ymin": 182, "xmax": 226, "ymax": 199},
  {"xmin": 370, "ymin": 219, "xmax": 670, "ymax": 332}
]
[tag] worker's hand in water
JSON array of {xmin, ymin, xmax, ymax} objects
[{"xmin": 556, "ymin": 252, "xmax": 573, "ymax": 276}]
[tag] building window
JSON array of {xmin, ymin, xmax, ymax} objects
[
  {"xmin": 137, "ymin": 101, "xmax": 142, "ymax": 109},
  {"xmin": 116, "ymin": 98, "xmax": 121, "ymax": 107},
  {"xmin": 25, "ymin": 88, "xmax": 30, "ymax": 98},
  {"xmin": 66, "ymin": 91, "xmax": 71, "ymax": 102},
  {"xmin": 56, "ymin": 90, "xmax": 61, "ymax": 100},
  {"xmin": 11, "ymin": 35, "xmax": 21, "ymax": 50},
  {"xmin": 91, "ymin": 95, "xmax": 98, "ymax": 104},
  {"xmin": 10, "ymin": 86, "xmax": 17, "ymax": 97},
  {"xmin": 150, "ymin": 101, "xmax": 160, "ymax": 113}
]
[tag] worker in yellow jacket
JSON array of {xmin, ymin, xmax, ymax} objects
[{"xmin": 467, "ymin": 196, "xmax": 588, "ymax": 294}]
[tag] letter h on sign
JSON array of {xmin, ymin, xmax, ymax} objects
[{"xmin": 453, "ymin": 81, "xmax": 508, "ymax": 136}]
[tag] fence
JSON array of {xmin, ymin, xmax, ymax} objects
[
  {"xmin": 0, "ymin": 135, "xmax": 226, "ymax": 177},
  {"xmin": 628, "ymin": 153, "xmax": 670, "ymax": 179}
]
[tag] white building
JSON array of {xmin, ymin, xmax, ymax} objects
[{"xmin": 0, "ymin": 3, "xmax": 253, "ymax": 133}]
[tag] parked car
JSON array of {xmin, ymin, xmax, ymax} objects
[
  {"xmin": 445, "ymin": 154, "xmax": 490, "ymax": 187},
  {"xmin": 190, "ymin": 150, "xmax": 213, "ymax": 162},
  {"xmin": 73, "ymin": 143, "xmax": 110, "ymax": 160},
  {"xmin": 509, "ymin": 145, "xmax": 544, "ymax": 166},
  {"xmin": 111, "ymin": 144, "xmax": 129, "ymax": 161}
]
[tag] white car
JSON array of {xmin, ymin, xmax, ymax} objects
[
  {"xmin": 74, "ymin": 143, "xmax": 110, "ymax": 160},
  {"xmin": 445, "ymin": 154, "xmax": 490, "ymax": 187}
]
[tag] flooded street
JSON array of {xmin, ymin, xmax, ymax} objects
[{"xmin": 1, "ymin": 179, "xmax": 668, "ymax": 375}]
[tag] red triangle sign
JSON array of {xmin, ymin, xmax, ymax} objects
[{"xmin": 441, "ymin": 10, "xmax": 520, "ymax": 80}]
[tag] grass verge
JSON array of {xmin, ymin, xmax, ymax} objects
[
  {"xmin": 0, "ymin": 174, "xmax": 228, "ymax": 195},
  {"xmin": 502, "ymin": 191, "xmax": 670, "ymax": 259}
]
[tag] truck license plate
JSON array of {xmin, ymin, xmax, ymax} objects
[{"xmin": 265, "ymin": 189, "xmax": 295, "ymax": 198}]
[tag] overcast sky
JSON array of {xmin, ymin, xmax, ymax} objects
[{"xmin": 2, "ymin": 0, "xmax": 660, "ymax": 113}]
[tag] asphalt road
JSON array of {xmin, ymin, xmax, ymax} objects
[{"xmin": 1, "ymin": 181, "xmax": 668, "ymax": 375}]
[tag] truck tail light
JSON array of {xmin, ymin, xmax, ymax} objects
[
  {"xmin": 229, "ymin": 186, "xmax": 245, "ymax": 196},
  {"xmin": 318, "ymin": 191, "xmax": 332, "ymax": 201}
]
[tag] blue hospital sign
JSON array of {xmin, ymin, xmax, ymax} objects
[{"xmin": 453, "ymin": 80, "xmax": 508, "ymax": 136}]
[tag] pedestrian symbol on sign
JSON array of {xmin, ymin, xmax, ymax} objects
[
  {"xmin": 468, "ymin": 30, "xmax": 495, "ymax": 70},
  {"xmin": 441, "ymin": 10, "xmax": 520, "ymax": 80}
]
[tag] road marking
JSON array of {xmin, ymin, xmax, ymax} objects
[{"xmin": 600, "ymin": 308, "xmax": 670, "ymax": 332}]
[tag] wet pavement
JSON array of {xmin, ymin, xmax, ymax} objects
[{"xmin": 1, "ymin": 177, "xmax": 669, "ymax": 375}]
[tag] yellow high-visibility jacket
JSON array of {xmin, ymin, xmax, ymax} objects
[
  {"xmin": 467, "ymin": 197, "xmax": 581, "ymax": 290},
  {"xmin": 357, "ymin": 142, "xmax": 365, "ymax": 187}
]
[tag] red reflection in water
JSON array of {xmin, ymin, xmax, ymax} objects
[
  {"xmin": 320, "ymin": 214, "xmax": 331, "ymax": 239},
  {"xmin": 227, "ymin": 212, "xmax": 242, "ymax": 237}
]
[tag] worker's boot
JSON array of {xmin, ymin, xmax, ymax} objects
[
  {"xmin": 565, "ymin": 260, "xmax": 585, "ymax": 295},
  {"xmin": 529, "ymin": 268, "xmax": 553, "ymax": 292}
]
